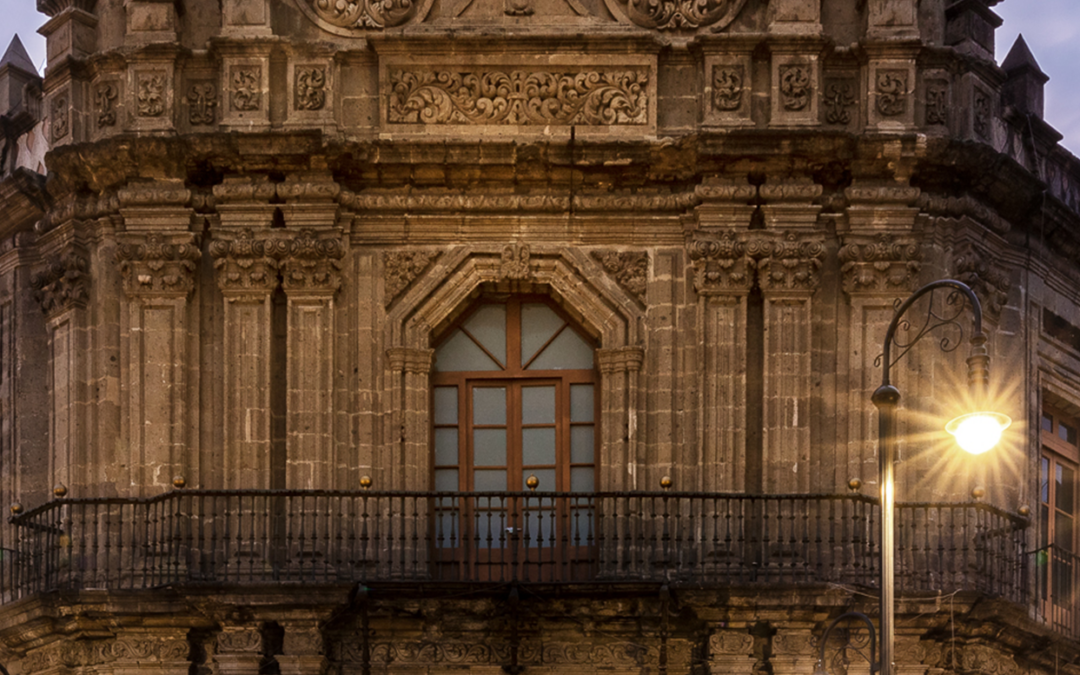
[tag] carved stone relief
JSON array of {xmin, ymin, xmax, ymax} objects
[
  {"xmin": 926, "ymin": 80, "xmax": 948, "ymax": 126},
  {"xmin": 973, "ymin": 89, "xmax": 991, "ymax": 139},
  {"xmin": 687, "ymin": 231, "xmax": 752, "ymax": 294},
  {"xmin": 51, "ymin": 93, "xmax": 69, "ymax": 141},
  {"xmin": 876, "ymin": 70, "xmax": 908, "ymax": 117},
  {"xmin": 95, "ymin": 82, "xmax": 118, "ymax": 128},
  {"xmin": 33, "ymin": 251, "xmax": 90, "ymax": 316},
  {"xmin": 838, "ymin": 233, "xmax": 922, "ymax": 294},
  {"xmin": 295, "ymin": 66, "xmax": 327, "ymax": 111},
  {"xmin": 388, "ymin": 69, "xmax": 648, "ymax": 126},
  {"xmin": 231, "ymin": 67, "xmax": 262, "ymax": 111},
  {"xmin": 216, "ymin": 627, "xmax": 263, "ymax": 653},
  {"xmin": 604, "ymin": 0, "xmax": 747, "ymax": 31},
  {"xmin": 136, "ymin": 72, "xmax": 167, "ymax": 117},
  {"xmin": 187, "ymin": 82, "xmax": 217, "ymax": 125},
  {"xmin": 209, "ymin": 229, "xmax": 282, "ymax": 294},
  {"xmin": 952, "ymin": 240, "xmax": 1010, "ymax": 318},
  {"xmin": 499, "ymin": 243, "xmax": 532, "ymax": 280},
  {"xmin": 755, "ymin": 233, "xmax": 824, "ymax": 290},
  {"xmin": 712, "ymin": 66, "xmax": 744, "ymax": 111},
  {"xmin": 823, "ymin": 79, "xmax": 856, "ymax": 125},
  {"xmin": 22, "ymin": 637, "xmax": 190, "ymax": 674},
  {"xmin": 291, "ymin": 0, "xmax": 433, "ymax": 35},
  {"xmin": 779, "ymin": 65, "xmax": 811, "ymax": 111},
  {"xmin": 210, "ymin": 229, "xmax": 344, "ymax": 295},
  {"xmin": 591, "ymin": 250, "xmax": 648, "ymax": 303},
  {"xmin": 116, "ymin": 233, "xmax": 202, "ymax": 296},
  {"xmin": 280, "ymin": 229, "xmax": 345, "ymax": 293},
  {"xmin": 688, "ymin": 231, "xmax": 824, "ymax": 294},
  {"xmin": 384, "ymin": 250, "xmax": 441, "ymax": 305}
]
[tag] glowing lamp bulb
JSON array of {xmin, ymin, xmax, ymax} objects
[{"xmin": 945, "ymin": 412, "xmax": 1012, "ymax": 455}]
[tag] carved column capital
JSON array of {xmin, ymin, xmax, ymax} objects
[
  {"xmin": 32, "ymin": 248, "xmax": 89, "ymax": 317},
  {"xmin": 597, "ymin": 346, "xmax": 644, "ymax": 374},
  {"xmin": 116, "ymin": 232, "xmax": 201, "ymax": 297},
  {"xmin": 591, "ymin": 250, "xmax": 648, "ymax": 304},
  {"xmin": 687, "ymin": 231, "xmax": 753, "ymax": 295},
  {"xmin": 384, "ymin": 250, "xmax": 441, "ymax": 306},
  {"xmin": 952, "ymin": 240, "xmax": 1011, "ymax": 320},
  {"xmin": 752, "ymin": 232, "xmax": 825, "ymax": 292},
  {"xmin": 280, "ymin": 229, "xmax": 345, "ymax": 295},
  {"xmin": 387, "ymin": 347, "xmax": 434, "ymax": 374},
  {"xmin": 209, "ymin": 228, "xmax": 282, "ymax": 297},
  {"xmin": 838, "ymin": 233, "xmax": 922, "ymax": 294}
]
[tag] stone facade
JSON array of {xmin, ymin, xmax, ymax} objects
[{"xmin": 2, "ymin": 1, "xmax": 1080, "ymax": 674}]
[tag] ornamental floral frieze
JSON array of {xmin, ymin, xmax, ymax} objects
[
  {"xmin": 951, "ymin": 240, "xmax": 1010, "ymax": 319},
  {"xmin": 341, "ymin": 190, "xmax": 696, "ymax": 213},
  {"xmin": 292, "ymin": 0, "xmax": 433, "ymax": 35},
  {"xmin": 838, "ymin": 233, "xmax": 922, "ymax": 294},
  {"xmin": 591, "ymin": 250, "xmax": 648, "ymax": 304},
  {"xmin": 116, "ymin": 233, "xmax": 202, "ymax": 297},
  {"xmin": 21, "ymin": 635, "xmax": 190, "ymax": 673},
  {"xmin": 388, "ymin": 69, "xmax": 648, "ymax": 126},
  {"xmin": 605, "ymin": 0, "xmax": 747, "ymax": 31},
  {"xmin": 32, "ymin": 250, "xmax": 90, "ymax": 317},
  {"xmin": 384, "ymin": 250, "xmax": 441, "ymax": 305},
  {"xmin": 210, "ymin": 229, "xmax": 344, "ymax": 295}
]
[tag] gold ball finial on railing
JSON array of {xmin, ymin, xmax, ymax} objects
[
  {"xmin": 526, "ymin": 475, "xmax": 539, "ymax": 491},
  {"xmin": 53, "ymin": 484, "xmax": 67, "ymax": 499},
  {"xmin": 971, "ymin": 486, "xmax": 985, "ymax": 501},
  {"xmin": 10, "ymin": 503, "xmax": 22, "ymax": 515},
  {"xmin": 360, "ymin": 475, "xmax": 372, "ymax": 490},
  {"xmin": 172, "ymin": 476, "xmax": 186, "ymax": 489},
  {"xmin": 660, "ymin": 476, "xmax": 672, "ymax": 490},
  {"xmin": 1018, "ymin": 505, "xmax": 1031, "ymax": 517},
  {"xmin": 848, "ymin": 478, "xmax": 863, "ymax": 493}
]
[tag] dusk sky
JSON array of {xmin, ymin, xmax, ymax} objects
[{"xmin": 2, "ymin": 0, "xmax": 1079, "ymax": 153}]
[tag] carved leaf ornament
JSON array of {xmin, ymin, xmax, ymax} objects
[
  {"xmin": 390, "ymin": 70, "xmax": 648, "ymax": 126},
  {"xmin": 292, "ymin": 0, "xmax": 434, "ymax": 34},
  {"xmin": 611, "ymin": 0, "xmax": 747, "ymax": 30}
]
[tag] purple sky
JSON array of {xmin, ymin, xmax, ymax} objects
[{"xmin": 3, "ymin": 0, "xmax": 1079, "ymax": 153}]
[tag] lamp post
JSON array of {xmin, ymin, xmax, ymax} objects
[{"xmin": 816, "ymin": 279, "xmax": 1011, "ymax": 675}]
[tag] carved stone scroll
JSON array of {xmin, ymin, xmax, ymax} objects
[
  {"xmin": 605, "ymin": 0, "xmax": 747, "ymax": 31},
  {"xmin": 838, "ymin": 233, "xmax": 922, "ymax": 294},
  {"xmin": 384, "ymin": 250, "xmax": 440, "ymax": 305},
  {"xmin": 952, "ymin": 240, "xmax": 1010, "ymax": 319},
  {"xmin": 116, "ymin": 233, "xmax": 201, "ymax": 296},
  {"xmin": 591, "ymin": 250, "xmax": 648, "ymax": 304},
  {"xmin": 876, "ymin": 70, "xmax": 908, "ymax": 117},
  {"xmin": 33, "ymin": 252, "xmax": 90, "ymax": 317}
]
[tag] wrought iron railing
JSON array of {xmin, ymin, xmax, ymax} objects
[
  {"xmin": 1033, "ymin": 544, "xmax": 1080, "ymax": 640},
  {"xmin": 2, "ymin": 490, "xmax": 1027, "ymax": 604}
]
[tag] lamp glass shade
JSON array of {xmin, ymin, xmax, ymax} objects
[{"xmin": 945, "ymin": 411, "xmax": 1012, "ymax": 455}]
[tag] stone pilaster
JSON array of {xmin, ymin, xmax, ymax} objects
[
  {"xmin": 770, "ymin": 627, "xmax": 817, "ymax": 675},
  {"xmin": 597, "ymin": 346, "xmax": 644, "ymax": 492},
  {"xmin": 709, "ymin": 629, "xmax": 756, "ymax": 675},
  {"xmin": 214, "ymin": 626, "xmax": 263, "ymax": 675},
  {"xmin": 867, "ymin": 0, "xmax": 918, "ymax": 41},
  {"xmin": 386, "ymin": 346, "xmax": 434, "ymax": 490},
  {"xmin": 279, "ymin": 622, "xmax": 326, "ymax": 675},
  {"xmin": 768, "ymin": 0, "xmax": 820, "ymax": 35},
  {"xmin": 123, "ymin": 0, "xmax": 180, "ymax": 46},
  {"xmin": 222, "ymin": 0, "xmax": 273, "ymax": 37}
]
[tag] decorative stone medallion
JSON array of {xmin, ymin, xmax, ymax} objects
[
  {"xmin": 291, "ymin": 0, "xmax": 434, "ymax": 36},
  {"xmin": 604, "ymin": 0, "xmax": 747, "ymax": 31}
]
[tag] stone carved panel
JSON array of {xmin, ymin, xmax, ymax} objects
[
  {"xmin": 604, "ymin": 0, "xmax": 747, "ymax": 31},
  {"xmin": 209, "ymin": 229, "xmax": 282, "ymax": 294},
  {"xmin": 290, "ymin": 0, "xmax": 433, "ymax": 35},
  {"xmin": 136, "ymin": 72, "xmax": 167, "ymax": 117},
  {"xmin": 116, "ymin": 233, "xmax": 201, "ymax": 296},
  {"xmin": 499, "ymin": 243, "xmax": 532, "ymax": 280},
  {"xmin": 338, "ymin": 638, "xmax": 683, "ymax": 668},
  {"xmin": 33, "ymin": 251, "xmax": 89, "ymax": 317},
  {"xmin": 973, "ymin": 89, "xmax": 991, "ymax": 139},
  {"xmin": 823, "ymin": 79, "xmax": 856, "ymax": 125},
  {"xmin": 95, "ymin": 82, "xmax": 119, "ymax": 128},
  {"xmin": 780, "ymin": 65, "xmax": 811, "ymax": 111},
  {"xmin": 211, "ymin": 229, "xmax": 344, "ymax": 295},
  {"xmin": 51, "ymin": 93, "xmax": 69, "ymax": 141},
  {"xmin": 876, "ymin": 70, "xmax": 908, "ymax": 117},
  {"xmin": 688, "ymin": 231, "xmax": 752, "ymax": 294},
  {"xmin": 926, "ymin": 80, "xmax": 948, "ymax": 126},
  {"xmin": 688, "ymin": 231, "xmax": 824, "ymax": 294},
  {"xmin": 591, "ymin": 250, "xmax": 648, "ymax": 303},
  {"xmin": 384, "ymin": 250, "xmax": 440, "ymax": 305},
  {"xmin": 712, "ymin": 66, "xmax": 744, "ymax": 111},
  {"xmin": 23, "ymin": 637, "xmax": 191, "ymax": 673},
  {"xmin": 952, "ymin": 241, "xmax": 1010, "ymax": 318},
  {"xmin": 838, "ymin": 233, "xmax": 922, "ymax": 294},
  {"xmin": 217, "ymin": 627, "xmax": 263, "ymax": 653},
  {"xmin": 388, "ymin": 69, "xmax": 648, "ymax": 126},
  {"xmin": 755, "ymin": 233, "xmax": 824, "ymax": 290},
  {"xmin": 295, "ymin": 66, "xmax": 327, "ymax": 111},
  {"xmin": 231, "ymin": 67, "xmax": 262, "ymax": 111},
  {"xmin": 280, "ymin": 229, "xmax": 345, "ymax": 293},
  {"xmin": 187, "ymin": 82, "xmax": 217, "ymax": 125},
  {"xmin": 710, "ymin": 630, "xmax": 754, "ymax": 656}
]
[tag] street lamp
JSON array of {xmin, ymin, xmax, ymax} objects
[{"xmin": 816, "ymin": 279, "xmax": 1011, "ymax": 675}]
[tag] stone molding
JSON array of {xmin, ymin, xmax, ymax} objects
[
  {"xmin": 341, "ymin": 190, "xmax": 698, "ymax": 213},
  {"xmin": 336, "ymin": 639, "xmax": 687, "ymax": 668},
  {"xmin": 951, "ymin": 240, "xmax": 1011, "ymax": 319},
  {"xmin": 290, "ymin": 0, "xmax": 434, "ymax": 35},
  {"xmin": 216, "ymin": 626, "xmax": 262, "ymax": 653},
  {"xmin": 387, "ymin": 347, "xmax": 435, "ymax": 374},
  {"xmin": 384, "ymin": 250, "xmax": 441, "ymax": 305},
  {"xmin": 591, "ymin": 250, "xmax": 648, "ymax": 304},
  {"xmin": 387, "ymin": 68, "xmax": 648, "ymax": 126},
  {"xmin": 597, "ymin": 345, "xmax": 645, "ymax": 374},
  {"xmin": 838, "ymin": 233, "xmax": 922, "ymax": 294},
  {"xmin": 603, "ymin": 0, "xmax": 747, "ymax": 31},
  {"xmin": 688, "ymin": 231, "xmax": 824, "ymax": 295},
  {"xmin": 22, "ymin": 635, "xmax": 189, "ymax": 673},
  {"xmin": 116, "ymin": 232, "xmax": 201, "ymax": 297},
  {"xmin": 32, "ymin": 249, "xmax": 90, "ymax": 317}
]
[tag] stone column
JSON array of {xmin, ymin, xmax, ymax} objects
[
  {"xmin": 116, "ymin": 181, "xmax": 199, "ymax": 494},
  {"xmin": 38, "ymin": 0, "xmax": 97, "ymax": 147},
  {"xmin": 596, "ymin": 346, "xmax": 644, "ymax": 492},
  {"xmin": 385, "ymin": 347, "xmax": 433, "ymax": 490},
  {"xmin": 210, "ymin": 229, "xmax": 281, "ymax": 489},
  {"xmin": 771, "ymin": 627, "xmax": 817, "ymax": 675},
  {"xmin": 278, "ymin": 622, "xmax": 326, "ymax": 675},
  {"xmin": 214, "ymin": 626, "xmax": 263, "ymax": 675},
  {"xmin": 281, "ymin": 230, "xmax": 343, "ymax": 489}
]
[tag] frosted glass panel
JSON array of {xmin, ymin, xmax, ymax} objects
[
  {"xmin": 433, "ymin": 386, "xmax": 458, "ymax": 425},
  {"xmin": 435, "ymin": 331, "xmax": 499, "ymax": 372},
  {"xmin": 473, "ymin": 387, "xmax": 506, "ymax": 425},
  {"xmin": 463, "ymin": 304, "xmax": 507, "ymax": 367},
  {"xmin": 522, "ymin": 386, "xmax": 555, "ymax": 424},
  {"xmin": 528, "ymin": 328, "xmax": 593, "ymax": 370},
  {"xmin": 522, "ymin": 428, "xmax": 556, "ymax": 465},
  {"xmin": 435, "ymin": 469, "xmax": 459, "ymax": 491},
  {"xmin": 434, "ymin": 428, "xmax": 458, "ymax": 465},
  {"xmin": 523, "ymin": 468, "xmax": 556, "ymax": 491},
  {"xmin": 571, "ymin": 426, "xmax": 594, "ymax": 463},
  {"xmin": 474, "ymin": 469, "xmax": 507, "ymax": 491},
  {"xmin": 474, "ymin": 428, "xmax": 507, "ymax": 466},
  {"xmin": 521, "ymin": 303, "xmax": 565, "ymax": 364},
  {"xmin": 570, "ymin": 385, "xmax": 593, "ymax": 422},
  {"xmin": 571, "ymin": 467, "xmax": 594, "ymax": 492}
]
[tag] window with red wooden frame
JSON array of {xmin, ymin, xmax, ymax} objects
[{"xmin": 1040, "ymin": 404, "xmax": 1080, "ymax": 633}]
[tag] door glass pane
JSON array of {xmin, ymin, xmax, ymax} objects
[
  {"xmin": 474, "ymin": 429, "xmax": 507, "ymax": 466},
  {"xmin": 463, "ymin": 304, "xmax": 507, "ymax": 367},
  {"xmin": 523, "ymin": 468, "xmax": 557, "ymax": 491},
  {"xmin": 474, "ymin": 387, "xmax": 507, "ymax": 425},
  {"xmin": 523, "ymin": 428, "xmax": 556, "ymax": 465},
  {"xmin": 434, "ymin": 428, "xmax": 458, "ymax": 465},
  {"xmin": 1057, "ymin": 512, "xmax": 1075, "ymax": 552},
  {"xmin": 433, "ymin": 386, "xmax": 458, "ymax": 425},
  {"xmin": 435, "ymin": 468, "xmax": 459, "ymax": 492},
  {"xmin": 474, "ymin": 469, "xmax": 507, "ymax": 491},
  {"xmin": 435, "ymin": 331, "xmax": 499, "ymax": 372},
  {"xmin": 521, "ymin": 303, "xmax": 565, "ymax": 364},
  {"xmin": 1043, "ymin": 456, "xmax": 1051, "ymax": 503},
  {"xmin": 571, "ymin": 467, "xmax": 594, "ymax": 492},
  {"xmin": 1042, "ymin": 504, "xmax": 1049, "ymax": 547},
  {"xmin": 1063, "ymin": 422, "xmax": 1078, "ymax": 446},
  {"xmin": 571, "ymin": 384, "xmax": 594, "ymax": 422},
  {"xmin": 1058, "ymin": 464, "xmax": 1075, "ymax": 514},
  {"xmin": 522, "ymin": 386, "xmax": 555, "ymax": 424},
  {"xmin": 571, "ymin": 426, "xmax": 594, "ymax": 464},
  {"xmin": 528, "ymin": 328, "xmax": 593, "ymax": 370}
]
